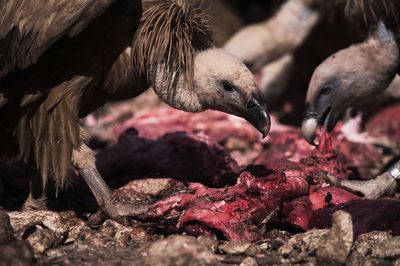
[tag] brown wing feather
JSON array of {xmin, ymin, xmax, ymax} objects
[
  {"xmin": 133, "ymin": 0, "xmax": 212, "ymax": 99},
  {"xmin": 0, "ymin": 0, "xmax": 117, "ymax": 77},
  {"xmin": 336, "ymin": 0, "xmax": 399, "ymax": 24},
  {"xmin": 0, "ymin": 0, "xmax": 141, "ymax": 190}
]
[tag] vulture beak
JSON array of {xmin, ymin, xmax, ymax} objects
[
  {"xmin": 301, "ymin": 116, "xmax": 318, "ymax": 145},
  {"xmin": 245, "ymin": 97, "xmax": 271, "ymax": 138},
  {"xmin": 301, "ymin": 104, "xmax": 336, "ymax": 145}
]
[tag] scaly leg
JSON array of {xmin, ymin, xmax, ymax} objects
[
  {"xmin": 72, "ymin": 144, "xmax": 149, "ymax": 224},
  {"xmin": 325, "ymin": 161, "xmax": 399, "ymax": 199}
]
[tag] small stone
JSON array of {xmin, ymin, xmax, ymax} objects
[
  {"xmin": 348, "ymin": 231, "xmax": 393, "ymax": 266},
  {"xmin": 0, "ymin": 240, "xmax": 34, "ymax": 266},
  {"xmin": 197, "ymin": 236, "xmax": 218, "ymax": 252},
  {"xmin": 240, "ymin": 257, "xmax": 258, "ymax": 266},
  {"xmin": 8, "ymin": 211, "xmax": 68, "ymax": 235},
  {"xmin": 370, "ymin": 236, "xmax": 400, "ymax": 259},
  {"xmin": 22, "ymin": 224, "xmax": 64, "ymax": 253},
  {"xmin": 278, "ymin": 244, "xmax": 294, "ymax": 258},
  {"xmin": 259, "ymin": 229, "xmax": 290, "ymax": 252},
  {"xmin": 0, "ymin": 211, "xmax": 14, "ymax": 244},
  {"xmin": 265, "ymin": 229, "xmax": 292, "ymax": 241},
  {"xmin": 278, "ymin": 229, "xmax": 328, "ymax": 257},
  {"xmin": 64, "ymin": 222, "xmax": 89, "ymax": 245},
  {"xmin": 363, "ymin": 258, "xmax": 392, "ymax": 266},
  {"xmin": 144, "ymin": 235, "xmax": 221, "ymax": 266},
  {"xmin": 259, "ymin": 239, "xmax": 286, "ymax": 251},
  {"xmin": 353, "ymin": 231, "xmax": 392, "ymax": 256},
  {"xmin": 219, "ymin": 240, "xmax": 260, "ymax": 256},
  {"xmin": 99, "ymin": 219, "xmax": 149, "ymax": 245},
  {"xmin": 116, "ymin": 178, "xmax": 187, "ymax": 202},
  {"xmin": 317, "ymin": 211, "xmax": 354, "ymax": 264}
]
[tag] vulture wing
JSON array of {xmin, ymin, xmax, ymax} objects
[
  {"xmin": 0, "ymin": 0, "xmax": 118, "ymax": 77},
  {"xmin": 0, "ymin": 0, "xmax": 141, "ymax": 189}
]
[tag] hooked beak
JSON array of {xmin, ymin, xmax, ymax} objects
[
  {"xmin": 302, "ymin": 105, "xmax": 336, "ymax": 145},
  {"xmin": 301, "ymin": 117, "xmax": 318, "ymax": 145},
  {"xmin": 245, "ymin": 97, "xmax": 271, "ymax": 138}
]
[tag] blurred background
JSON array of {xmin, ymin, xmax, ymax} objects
[{"xmin": 88, "ymin": 0, "xmax": 390, "ymax": 133}]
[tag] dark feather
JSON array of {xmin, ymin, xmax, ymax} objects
[
  {"xmin": 338, "ymin": 0, "xmax": 398, "ymax": 24},
  {"xmin": 0, "ymin": 0, "xmax": 118, "ymax": 77},
  {"xmin": 0, "ymin": 0, "xmax": 141, "ymax": 189},
  {"xmin": 133, "ymin": 0, "xmax": 212, "ymax": 99}
]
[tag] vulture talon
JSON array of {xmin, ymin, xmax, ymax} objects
[
  {"xmin": 22, "ymin": 169, "xmax": 49, "ymax": 211},
  {"xmin": 101, "ymin": 199, "xmax": 150, "ymax": 225},
  {"xmin": 326, "ymin": 173, "xmax": 397, "ymax": 199},
  {"xmin": 73, "ymin": 143, "xmax": 150, "ymax": 225},
  {"xmin": 22, "ymin": 196, "xmax": 49, "ymax": 211}
]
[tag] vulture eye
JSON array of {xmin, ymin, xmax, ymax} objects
[
  {"xmin": 221, "ymin": 81, "xmax": 235, "ymax": 93},
  {"xmin": 320, "ymin": 86, "xmax": 332, "ymax": 96}
]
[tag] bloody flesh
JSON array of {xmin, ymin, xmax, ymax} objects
[{"xmin": 89, "ymin": 105, "xmax": 400, "ymax": 241}]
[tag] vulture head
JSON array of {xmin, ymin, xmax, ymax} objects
[
  {"xmin": 135, "ymin": 0, "xmax": 270, "ymax": 137},
  {"xmin": 192, "ymin": 49, "xmax": 270, "ymax": 137},
  {"xmin": 302, "ymin": 21, "xmax": 399, "ymax": 144}
]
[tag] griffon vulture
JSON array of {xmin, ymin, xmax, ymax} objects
[
  {"xmin": 302, "ymin": 0, "xmax": 400, "ymax": 199},
  {"xmin": 0, "ymin": 0, "xmax": 270, "ymax": 222}
]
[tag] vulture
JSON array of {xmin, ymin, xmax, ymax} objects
[
  {"xmin": 223, "ymin": 0, "xmax": 321, "ymax": 71},
  {"xmin": 301, "ymin": 0, "xmax": 400, "ymax": 199},
  {"xmin": 0, "ymin": 0, "xmax": 270, "ymax": 222}
]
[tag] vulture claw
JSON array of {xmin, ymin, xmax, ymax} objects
[
  {"xmin": 102, "ymin": 199, "xmax": 151, "ymax": 225},
  {"xmin": 324, "ymin": 173, "xmax": 397, "ymax": 199},
  {"xmin": 88, "ymin": 197, "xmax": 151, "ymax": 227}
]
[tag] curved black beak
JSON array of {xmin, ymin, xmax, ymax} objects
[{"xmin": 245, "ymin": 97, "xmax": 271, "ymax": 138}]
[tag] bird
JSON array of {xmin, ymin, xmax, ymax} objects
[
  {"xmin": 223, "ymin": 0, "xmax": 321, "ymax": 71},
  {"xmin": 0, "ymin": 0, "xmax": 270, "ymax": 222},
  {"xmin": 301, "ymin": 0, "xmax": 400, "ymax": 199},
  {"xmin": 199, "ymin": 0, "xmax": 244, "ymax": 47},
  {"xmin": 302, "ymin": 21, "xmax": 399, "ymax": 143},
  {"xmin": 257, "ymin": 54, "xmax": 294, "ymax": 104}
]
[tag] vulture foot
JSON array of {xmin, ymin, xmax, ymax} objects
[
  {"xmin": 324, "ymin": 172, "xmax": 397, "ymax": 199},
  {"xmin": 101, "ymin": 198, "xmax": 150, "ymax": 225},
  {"xmin": 73, "ymin": 144, "xmax": 149, "ymax": 225},
  {"xmin": 22, "ymin": 171, "xmax": 49, "ymax": 211},
  {"xmin": 22, "ymin": 195, "xmax": 49, "ymax": 211}
]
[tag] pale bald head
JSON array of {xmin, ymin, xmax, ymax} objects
[
  {"xmin": 194, "ymin": 48, "xmax": 270, "ymax": 137},
  {"xmin": 153, "ymin": 48, "xmax": 271, "ymax": 137},
  {"xmin": 194, "ymin": 48, "xmax": 258, "ymax": 106}
]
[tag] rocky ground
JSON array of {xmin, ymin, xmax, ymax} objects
[
  {"xmin": 1, "ymin": 91, "xmax": 400, "ymax": 265},
  {"xmin": 2, "ymin": 207, "xmax": 400, "ymax": 265}
]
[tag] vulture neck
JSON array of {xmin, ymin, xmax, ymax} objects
[
  {"xmin": 152, "ymin": 65, "xmax": 202, "ymax": 113},
  {"xmin": 131, "ymin": 0, "xmax": 212, "ymax": 113}
]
